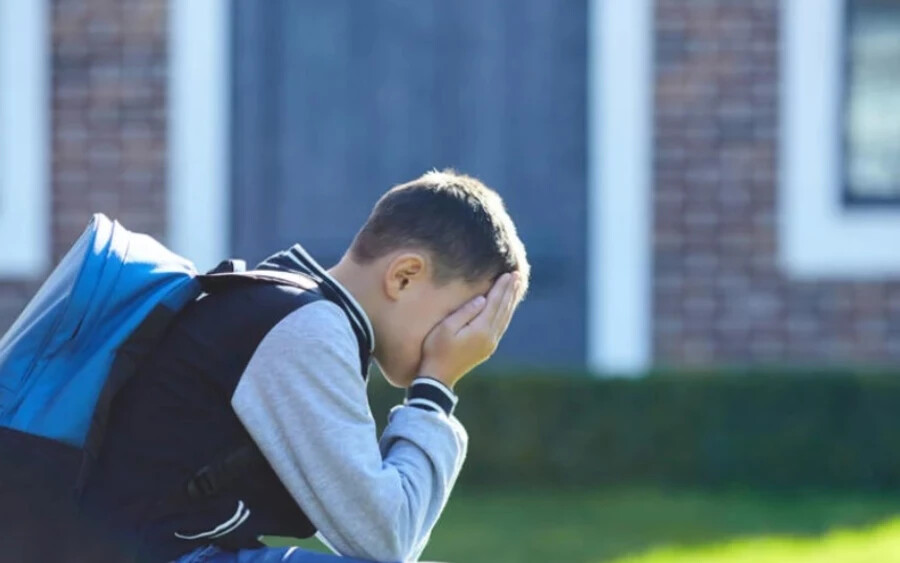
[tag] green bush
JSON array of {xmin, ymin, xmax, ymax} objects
[{"xmin": 366, "ymin": 370, "xmax": 900, "ymax": 491}]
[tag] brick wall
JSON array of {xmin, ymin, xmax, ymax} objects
[
  {"xmin": 653, "ymin": 0, "xmax": 900, "ymax": 366},
  {"xmin": 0, "ymin": 0, "xmax": 167, "ymax": 332}
]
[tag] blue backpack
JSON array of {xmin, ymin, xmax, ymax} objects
[
  {"xmin": 0, "ymin": 213, "xmax": 307, "ymax": 483},
  {"xmin": 0, "ymin": 214, "xmax": 203, "ymax": 447}
]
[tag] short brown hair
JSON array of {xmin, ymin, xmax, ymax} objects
[{"xmin": 350, "ymin": 170, "xmax": 530, "ymax": 298}]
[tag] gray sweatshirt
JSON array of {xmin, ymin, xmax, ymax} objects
[{"xmin": 230, "ymin": 295, "xmax": 467, "ymax": 563}]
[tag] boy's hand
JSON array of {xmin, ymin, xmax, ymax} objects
[{"xmin": 420, "ymin": 272, "xmax": 521, "ymax": 390}]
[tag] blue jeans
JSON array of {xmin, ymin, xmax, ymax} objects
[{"xmin": 175, "ymin": 545, "xmax": 387, "ymax": 563}]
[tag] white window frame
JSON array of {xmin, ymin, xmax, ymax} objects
[
  {"xmin": 780, "ymin": 0, "xmax": 900, "ymax": 279},
  {"xmin": 587, "ymin": 0, "xmax": 653, "ymax": 375},
  {"xmin": 168, "ymin": 0, "xmax": 231, "ymax": 273},
  {"xmin": 0, "ymin": 0, "xmax": 49, "ymax": 278}
]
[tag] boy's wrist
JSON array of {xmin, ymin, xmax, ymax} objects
[
  {"xmin": 404, "ymin": 376, "xmax": 459, "ymax": 416},
  {"xmin": 415, "ymin": 375, "xmax": 456, "ymax": 394},
  {"xmin": 417, "ymin": 361, "xmax": 457, "ymax": 390}
]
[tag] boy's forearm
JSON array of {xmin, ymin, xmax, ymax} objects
[{"xmin": 377, "ymin": 403, "xmax": 469, "ymax": 561}]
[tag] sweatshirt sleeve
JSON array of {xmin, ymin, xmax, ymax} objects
[{"xmin": 231, "ymin": 300, "xmax": 468, "ymax": 563}]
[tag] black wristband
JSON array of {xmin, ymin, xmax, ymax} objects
[{"xmin": 405, "ymin": 377, "xmax": 459, "ymax": 416}]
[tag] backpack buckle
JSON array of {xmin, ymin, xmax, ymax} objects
[{"xmin": 186, "ymin": 466, "xmax": 218, "ymax": 499}]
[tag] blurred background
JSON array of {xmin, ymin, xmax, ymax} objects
[{"xmin": 1, "ymin": 0, "xmax": 900, "ymax": 561}]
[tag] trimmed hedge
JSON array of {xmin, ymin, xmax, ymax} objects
[{"xmin": 367, "ymin": 370, "xmax": 900, "ymax": 491}]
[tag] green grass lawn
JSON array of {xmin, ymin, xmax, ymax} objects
[{"xmin": 267, "ymin": 487, "xmax": 900, "ymax": 562}]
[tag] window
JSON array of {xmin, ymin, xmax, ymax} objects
[
  {"xmin": 844, "ymin": 0, "xmax": 900, "ymax": 204},
  {"xmin": 781, "ymin": 0, "xmax": 900, "ymax": 278},
  {"xmin": 0, "ymin": 0, "xmax": 49, "ymax": 278}
]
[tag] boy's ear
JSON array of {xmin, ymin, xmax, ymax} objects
[{"xmin": 384, "ymin": 252, "xmax": 427, "ymax": 300}]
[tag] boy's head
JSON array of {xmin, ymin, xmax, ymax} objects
[{"xmin": 332, "ymin": 170, "xmax": 529, "ymax": 388}]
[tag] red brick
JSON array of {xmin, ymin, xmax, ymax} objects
[{"xmin": 0, "ymin": 0, "xmax": 167, "ymax": 329}]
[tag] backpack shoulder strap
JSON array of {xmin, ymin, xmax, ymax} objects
[
  {"xmin": 179, "ymin": 270, "xmax": 373, "ymax": 505},
  {"xmin": 207, "ymin": 259, "xmax": 247, "ymax": 275},
  {"xmin": 196, "ymin": 270, "xmax": 320, "ymax": 295},
  {"xmin": 151, "ymin": 262, "xmax": 371, "ymax": 508}
]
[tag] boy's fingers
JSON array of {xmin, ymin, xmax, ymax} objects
[
  {"xmin": 491, "ymin": 274, "xmax": 519, "ymax": 336},
  {"xmin": 478, "ymin": 273, "xmax": 512, "ymax": 326},
  {"xmin": 444, "ymin": 295, "xmax": 487, "ymax": 334}
]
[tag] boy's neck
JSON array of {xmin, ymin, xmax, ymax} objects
[{"xmin": 327, "ymin": 257, "xmax": 379, "ymax": 340}]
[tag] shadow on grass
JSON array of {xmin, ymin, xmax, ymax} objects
[{"xmin": 269, "ymin": 487, "xmax": 900, "ymax": 563}]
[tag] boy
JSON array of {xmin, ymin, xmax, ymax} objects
[{"xmin": 78, "ymin": 170, "xmax": 530, "ymax": 562}]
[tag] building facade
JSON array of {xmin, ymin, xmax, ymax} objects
[{"xmin": 0, "ymin": 0, "xmax": 898, "ymax": 372}]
